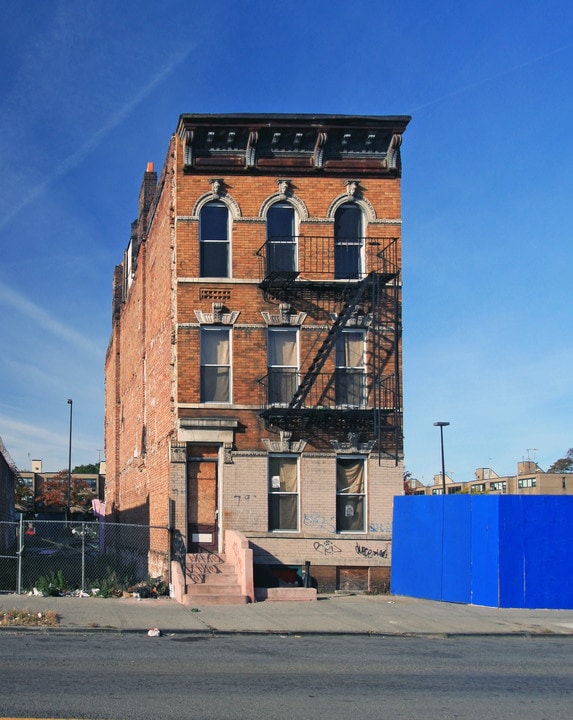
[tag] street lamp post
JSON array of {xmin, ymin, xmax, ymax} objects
[
  {"xmin": 433, "ymin": 421, "xmax": 450, "ymax": 495},
  {"xmin": 67, "ymin": 399, "xmax": 73, "ymax": 517}
]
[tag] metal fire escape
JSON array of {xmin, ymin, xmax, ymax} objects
[{"xmin": 257, "ymin": 235, "xmax": 402, "ymax": 463}]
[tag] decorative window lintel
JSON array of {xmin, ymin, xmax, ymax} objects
[
  {"xmin": 194, "ymin": 302, "xmax": 240, "ymax": 325},
  {"xmin": 331, "ymin": 433, "xmax": 375, "ymax": 455},
  {"xmin": 262, "ymin": 303, "xmax": 307, "ymax": 326},
  {"xmin": 263, "ymin": 431, "xmax": 307, "ymax": 454}
]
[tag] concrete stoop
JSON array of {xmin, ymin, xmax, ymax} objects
[{"xmin": 181, "ymin": 553, "xmax": 249, "ymax": 606}]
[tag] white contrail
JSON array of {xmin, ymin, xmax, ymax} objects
[
  {"xmin": 0, "ymin": 280, "xmax": 102, "ymax": 355},
  {"xmin": 0, "ymin": 46, "xmax": 193, "ymax": 231},
  {"xmin": 412, "ymin": 43, "xmax": 573, "ymax": 113}
]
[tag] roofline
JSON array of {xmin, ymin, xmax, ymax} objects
[{"xmin": 177, "ymin": 113, "xmax": 411, "ymax": 131}]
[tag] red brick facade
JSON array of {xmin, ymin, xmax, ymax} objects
[{"xmin": 105, "ymin": 114, "xmax": 410, "ymax": 592}]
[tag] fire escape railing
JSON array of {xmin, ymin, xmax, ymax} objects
[
  {"xmin": 256, "ymin": 235, "xmax": 402, "ymax": 462},
  {"xmin": 256, "ymin": 235, "xmax": 399, "ymax": 286},
  {"xmin": 258, "ymin": 371, "xmax": 398, "ymax": 414}
]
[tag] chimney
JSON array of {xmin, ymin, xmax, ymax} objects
[{"xmin": 137, "ymin": 162, "xmax": 158, "ymax": 242}]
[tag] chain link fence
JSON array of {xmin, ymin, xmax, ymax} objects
[{"xmin": 0, "ymin": 519, "xmax": 170, "ymax": 596}]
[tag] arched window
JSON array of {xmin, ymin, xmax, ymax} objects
[
  {"xmin": 199, "ymin": 201, "xmax": 229, "ymax": 277},
  {"xmin": 334, "ymin": 203, "xmax": 363, "ymax": 279},
  {"xmin": 266, "ymin": 202, "xmax": 296, "ymax": 274}
]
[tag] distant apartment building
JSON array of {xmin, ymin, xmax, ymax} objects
[
  {"xmin": 16, "ymin": 459, "xmax": 105, "ymax": 517},
  {"xmin": 104, "ymin": 113, "xmax": 410, "ymax": 596},
  {"xmin": 414, "ymin": 460, "xmax": 573, "ymax": 496}
]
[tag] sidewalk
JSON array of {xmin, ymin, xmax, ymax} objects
[{"xmin": 3, "ymin": 592, "xmax": 573, "ymax": 636}]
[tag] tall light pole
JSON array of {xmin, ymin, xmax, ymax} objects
[
  {"xmin": 433, "ymin": 421, "xmax": 450, "ymax": 495},
  {"xmin": 67, "ymin": 399, "xmax": 73, "ymax": 516}
]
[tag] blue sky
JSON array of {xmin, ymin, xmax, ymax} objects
[{"xmin": 0, "ymin": 0, "xmax": 571, "ymax": 482}]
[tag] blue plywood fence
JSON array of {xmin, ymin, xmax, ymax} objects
[{"xmin": 391, "ymin": 495, "xmax": 573, "ymax": 609}]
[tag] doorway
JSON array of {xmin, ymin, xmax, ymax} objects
[{"xmin": 187, "ymin": 457, "xmax": 218, "ymax": 553}]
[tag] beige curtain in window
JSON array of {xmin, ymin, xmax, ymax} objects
[
  {"xmin": 268, "ymin": 330, "xmax": 297, "ymax": 367},
  {"xmin": 269, "ymin": 457, "xmax": 297, "ymax": 492},
  {"xmin": 336, "ymin": 459, "xmax": 365, "ymax": 494},
  {"xmin": 210, "ymin": 368, "xmax": 229, "ymax": 402},
  {"xmin": 338, "ymin": 331, "xmax": 364, "ymax": 368},
  {"xmin": 201, "ymin": 330, "xmax": 230, "ymax": 402},
  {"xmin": 269, "ymin": 457, "xmax": 298, "ymax": 530}
]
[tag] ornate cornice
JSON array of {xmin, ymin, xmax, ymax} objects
[{"xmin": 176, "ymin": 114, "xmax": 410, "ymax": 176}]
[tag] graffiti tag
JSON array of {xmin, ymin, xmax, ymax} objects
[
  {"xmin": 313, "ymin": 540, "xmax": 342, "ymax": 556},
  {"xmin": 355, "ymin": 543, "xmax": 389, "ymax": 559}
]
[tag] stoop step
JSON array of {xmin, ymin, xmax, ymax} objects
[{"xmin": 182, "ymin": 552, "xmax": 249, "ymax": 605}]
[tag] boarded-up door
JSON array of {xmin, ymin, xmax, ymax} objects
[{"xmin": 187, "ymin": 459, "xmax": 218, "ymax": 552}]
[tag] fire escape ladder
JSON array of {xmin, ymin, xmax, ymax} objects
[{"xmin": 289, "ymin": 274, "xmax": 373, "ymax": 410}]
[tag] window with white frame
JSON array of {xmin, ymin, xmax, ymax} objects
[
  {"xmin": 335, "ymin": 329, "xmax": 365, "ymax": 407},
  {"xmin": 267, "ymin": 328, "xmax": 298, "ymax": 405},
  {"xmin": 336, "ymin": 457, "xmax": 366, "ymax": 532},
  {"xmin": 268, "ymin": 455, "xmax": 299, "ymax": 531},
  {"xmin": 518, "ymin": 477, "xmax": 537, "ymax": 489},
  {"xmin": 200, "ymin": 327, "xmax": 230, "ymax": 402},
  {"xmin": 334, "ymin": 202, "xmax": 363, "ymax": 279},
  {"xmin": 266, "ymin": 202, "xmax": 296, "ymax": 274},
  {"xmin": 199, "ymin": 201, "xmax": 229, "ymax": 277}
]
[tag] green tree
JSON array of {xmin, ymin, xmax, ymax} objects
[
  {"xmin": 14, "ymin": 477, "xmax": 34, "ymax": 512},
  {"xmin": 73, "ymin": 462, "xmax": 100, "ymax": 474},
  {"xmin": 547, "ymin": 448, "xmax": 573, "ymax": 474}
]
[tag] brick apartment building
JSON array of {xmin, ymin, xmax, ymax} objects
[{"xmin": 105, "ymin": 113, "xmax": 411, "ymax": 595}]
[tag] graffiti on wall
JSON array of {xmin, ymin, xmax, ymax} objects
[
  {"xmin": 355, "ymin": 543, "xmax": 389, "ymax": 559},
  {"xmin": 313, "ymin": 540, "xmax": 342, "ymax": 556},
  {"xmin": 304, "ymin": 513, "xmax": 336, "ymax": 533}
]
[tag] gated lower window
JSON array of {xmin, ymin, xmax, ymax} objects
[
  {"xmin": 268, "ymin": 456, "xmax": 299, "ymax": 531},
  {"xmin": 336, "ymin": 457, "xmax": 366, "ymax": 532}
]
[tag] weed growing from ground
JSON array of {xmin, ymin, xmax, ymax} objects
[{"xmin": 0, "ymin": 608, "xmax": 59, "ymax": 626}]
